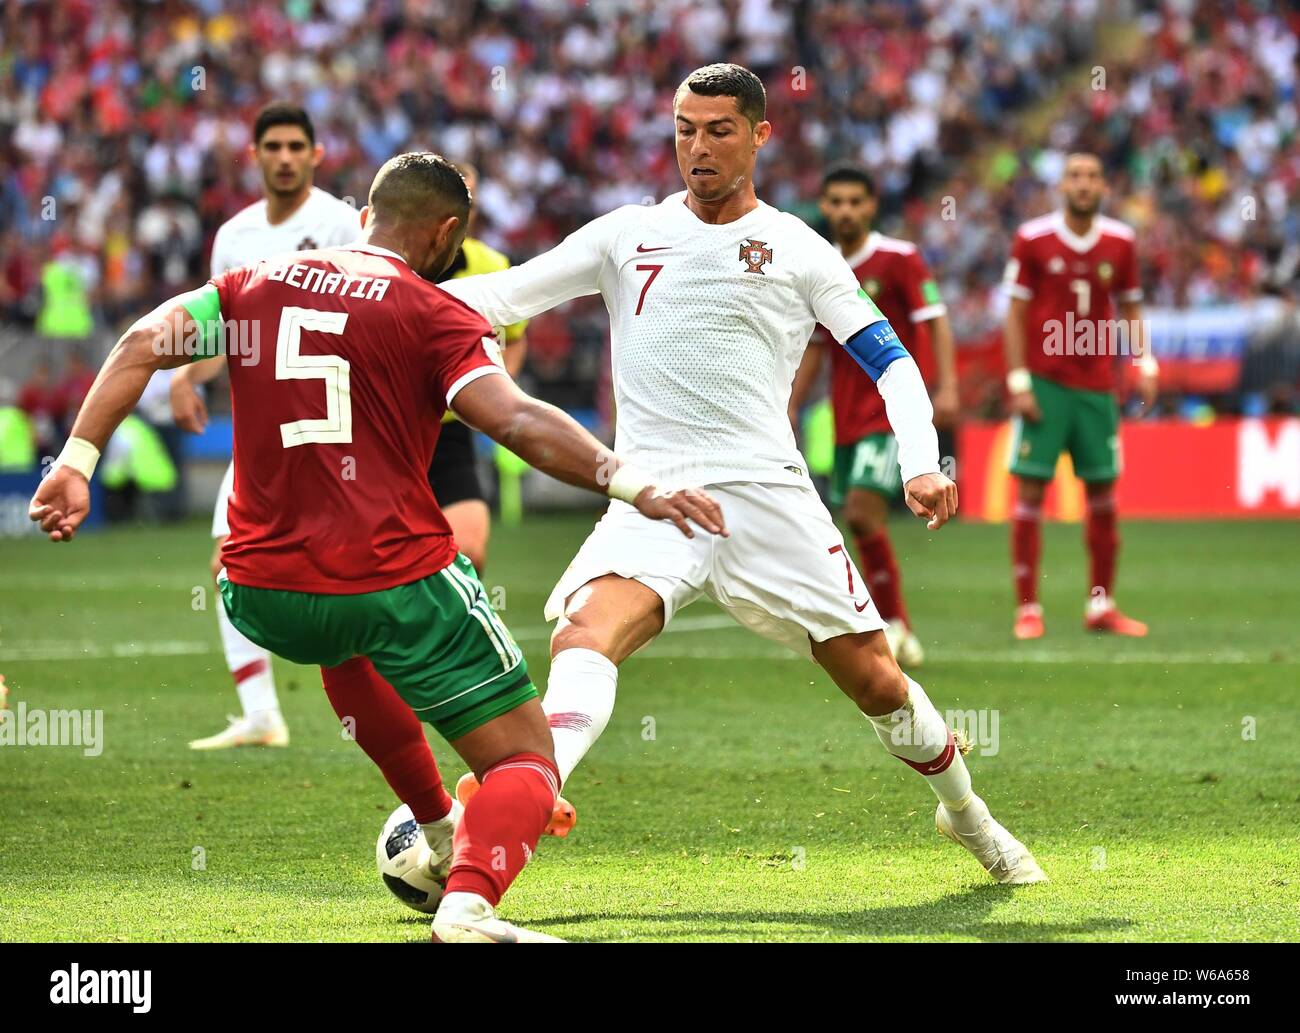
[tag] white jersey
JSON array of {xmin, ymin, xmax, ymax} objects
[
  {"xmin": 210, "ymin": 186, "xmax": 358, "ymax": 277},
  {"xmin": 441, "ymin": 191, "xmax": 926, "ymax": 489}
]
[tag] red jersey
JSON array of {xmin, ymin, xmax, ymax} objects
[
  {"xmin": 212, "ymin": 243, "xmax": 502, "ymax": 593},
  {"xmin": 823, "ymin": 232, "xmax": 946, "ymax": 443},
  {"xmin": 1003, "ymin": 212, "xmax": 1142, "ymax": 393}
]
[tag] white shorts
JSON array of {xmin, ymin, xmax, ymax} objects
[
  {"xmin": 211, "ymin": 460, "xmax": 234, "ymax": 539},
  {"xmin": 544, "ymin": 482, "xmax": 886, "ymax": 658}
]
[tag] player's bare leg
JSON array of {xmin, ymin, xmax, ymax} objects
[
  {"xmin": 433, "ymin": 699, "xmax": 563, "ymax": 943},
  {"xmin": 190, "ymin": 535, "xmax": 289, "ymax": 750},
  {"xmin": 1082, "ymin": 480, "xmax": 1147, "ymax": 636},
  {"xmin": 444, "ymin": 499, "xmax": 491, "ymax": 575},
  {"xmin": 1010, "ymin": 476, "xmax": 1047, "ymax": 640},
  {"xmin": 456, "ymin": 575, "xmax": 663, "ymax": 835},
  {"xmin": 843, "ymin": 487, "xmax": 922, "ymax": 665},
  {"xmin": 812, "ymin": 629, "xmax": 1047, "ymax": 884}
]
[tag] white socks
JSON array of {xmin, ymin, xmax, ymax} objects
[
  {"xmin": 865, "ymin": 676, "xmax": 975, "ymax": 816},
  {"xmin": 542, "ymin": 648, "xmax": 618, "ymax": 785},
  {"xmin": 216, "ymin": 597, "xmax": 281, "ymax": 719}
]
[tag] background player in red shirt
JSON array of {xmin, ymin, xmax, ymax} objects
[
  {"xmin": 30, "ymin": 152, "xmax": 725, "ymax": 943},
  {"xmin": 1003, "ymin": 152, "xmax": 1158, "ymax": 640},
  {"xmin": 789, "ymin": 164, "xmax": 958, "ymax": 666}
]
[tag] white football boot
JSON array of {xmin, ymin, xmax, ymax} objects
[
  {"xmin": 432, "ymin": 891, "xmax": 564, "ymax": 943},
  {"xmin": 935, "ymin": 797, "xmax": 1048, "ymax": 885},
  {"xmin": 883, "ymin": 619, "xmax": 925, "ymax": 668},
  {"xmin": 418, "ymin": 798, "xmax": 464, "ymax": 883},
  {"xmin": 188, "ymin": 711, "xmax": 289, "ymax": 750}
]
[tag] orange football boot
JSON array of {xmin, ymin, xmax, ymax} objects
[
  {"xmin": 1086, "ymin": 604, "xmax": 1148, "ymax": 637},
  {"xmin": 1013, "ymin": 603, "xmax": 1045, "ymax": 640},
  {"xmin": 455, "ymin": 772, "xmax": 577, "ymax": 837}
]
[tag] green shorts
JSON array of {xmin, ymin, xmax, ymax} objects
[
  {"xmin": 1008, "ymin": 374, "xmax": 1121, "ymax": 483},
  {"xmin": 831, "ymin": 432, "xmax": 902, "ymax": 506},
  {"xmin": 218, "ymin": 555, "xmax": 534, "ymax": 741}
]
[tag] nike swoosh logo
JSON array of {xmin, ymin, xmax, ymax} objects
[
  {"xmin": 636, "ymin": 244, "xmax": 671, "ymax": 252},
  {"xmin": 855, "ymin": 601, "xmax": 870, "ymax": 613}
]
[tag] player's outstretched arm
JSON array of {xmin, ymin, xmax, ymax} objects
[
  {"xmin": 451, "ymin": 372, "xmax": 727, "ymax": 539},
  {"xmin": 29, "ymin": 295, "xmax": 201, "ymax": 542},
  {"xmin": 440, "ymin": 210, "xmax": 619, "ymax": 326}
]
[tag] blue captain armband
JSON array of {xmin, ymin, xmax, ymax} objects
[{"xmin": 844, "ymin": 319, "xmax": 909, "ymax": 382}]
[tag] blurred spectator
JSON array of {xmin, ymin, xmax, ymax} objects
[
  {"xmin": 0, "ymin": 0, "xmax": 1296, "ymax": 421},
  {"xmin": 18, "ymin": 358, "xmax": 60, "ymax": 455}
]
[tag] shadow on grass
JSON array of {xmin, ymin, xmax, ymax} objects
[{"xmin": 526, "ymin": 884, "xmax": 1135, "ymax": 943}]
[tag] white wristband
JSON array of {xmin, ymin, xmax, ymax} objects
[
  {"xmin": 1006, "ymin": 367, "xmax": 1032, "ymax": 394},
  {"xmin": 52, "ymin": 437, "xmax": 100, "ymax": 481},
  {"xmin": 607, "ymin": 463, "xmax": 653, "ymax": 504}
]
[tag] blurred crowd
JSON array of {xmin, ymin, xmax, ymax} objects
[{"xmin": 1, "ymin": 0, "xmax": 1298, "ymax": 420}]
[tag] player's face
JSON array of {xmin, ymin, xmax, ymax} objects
[
  {"xmin": 252, "ymin": 126, "xmax": 322, "ymax": 198},
  {"xmin": 674, "ymin": 92, "xmax": 771, "ymax": 203},
  {"xmin": 1060, "ymin": 156, "xmax": 1105, "ymax": 217},
  {"xmin": 819, "ymin": 182, "xmax": 877, "ymax": 244}
]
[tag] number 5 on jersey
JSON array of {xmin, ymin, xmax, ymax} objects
[{"xmin": 276, "ymin": 306, "xmax": 352, "ymax": 447}]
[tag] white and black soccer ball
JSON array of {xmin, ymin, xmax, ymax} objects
[{"xmin": 375, "ymin": 803, "xmax": 444, "ymax": 914}]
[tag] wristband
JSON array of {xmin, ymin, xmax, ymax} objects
[
  {"xmin": 52, "ymin": 436, "xmax": 100, "ymax": 481},
  {"xmin": 1006, "ymin": 367, "xmax": 1032, "ymax": 394},
  {"xmin": 607, "ymin": 463, "xmax": 653, "ymax": 504}
]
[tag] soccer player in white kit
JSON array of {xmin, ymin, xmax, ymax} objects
[
  {"xmin": 170, "ymin": 105, "xmax": 359, "ymax": 750},
  {"xmin": 446, "ymin": 65, "xmax": 1046, "ymax": 884}
]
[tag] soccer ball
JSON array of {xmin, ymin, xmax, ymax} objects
[{"xmin": 375, "ymin": 804, "xmax": 444, "ymax": 913}]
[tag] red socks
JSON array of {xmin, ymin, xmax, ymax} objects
[
  {"xmin": 1011, "ymin": 498, "xmax": 1042, "ymax": 607},
  {"xmin": 1085, "ymin": 491, "xmax": 1119, "ymax": 598},
  {"xmin": 445, "ymin": 753, "xmax": 559, "ymax": 906},
  {"xmin": 856, "ymin": 531, "xmax": 909, "ymax": 626},
  {"xmin": 321, "ymin": 657, "xmax": 452, "ymax": 823}
]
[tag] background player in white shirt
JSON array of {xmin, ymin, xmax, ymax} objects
[
  {"xmin": 169, "ymin": 104, "xmax": 359, "ymax": 750},
  {"xmin": 446, "ymin": 64, "xmax": 1046, "ymax": 884}
]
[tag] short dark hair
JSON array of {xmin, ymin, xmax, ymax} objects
[
  {"xmin": 253, "ymin": 104, "xmax": 315, "ymax": 145},
  {"xmin": 675, "ymin": 63, "xmax": 766, "ymax": 126},
  {"xmin": 821, "ymin": 163, "xmax": 876, "ymax": 197},
  {"xmin": 367, "ymin": 151, "xmax": 470, "ymax": 223}
]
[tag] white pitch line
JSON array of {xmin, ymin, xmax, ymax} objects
[
  {"xmin": 3, "ymin": 611, "xmax": 1288, "ymax": 666},
  {"xmin": 1, "ymin": 641, "xmax": 215, "ymax": 662}
]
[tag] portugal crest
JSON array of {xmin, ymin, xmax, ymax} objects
[{"xmin": 739, "ymin": 238, "xmax": 773, "ymax": 274}]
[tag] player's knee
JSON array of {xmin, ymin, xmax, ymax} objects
[
  {"xmin": 549, "ymin": 616, "xmax": 605, "ymax": 658},
  {"xmin": 843, "ymin": 494, "xmax": 885, "ymax": 539},
  {"xmin": 851, "ymin": 650, "xmax": 908, "ymax": 715}
]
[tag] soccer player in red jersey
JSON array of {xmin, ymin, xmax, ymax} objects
[
  {"xmin": 789, "ymin": 164, "xmax": 958, "ymax": 667},
  {"xmin": 1003, "ymin": 152, "xmax": 1158, "ymax": 640},
  {"xmin": 30, "ymin": 152, "xmax": 726, "ymax": 943}
]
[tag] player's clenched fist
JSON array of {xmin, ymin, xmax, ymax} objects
[
  {"xmin": 29, "ymin": 467, "xmax": 91, "ymax": 543},
  {"xmin": 633, "ymin": 486, "xmax": 728, "ymax": 540},
  {"xmin": 905, "ymin": 472, "xmax": 958, "ymax": 530}
]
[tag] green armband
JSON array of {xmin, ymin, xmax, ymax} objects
[{"xmin": 178, "ymin": 284, "xmax": 224, "ymax": 360}]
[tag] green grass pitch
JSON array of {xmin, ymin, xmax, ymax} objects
[{"xmin": 2, "ymin": 513, "xmax": 1297, "ymax": 942}]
